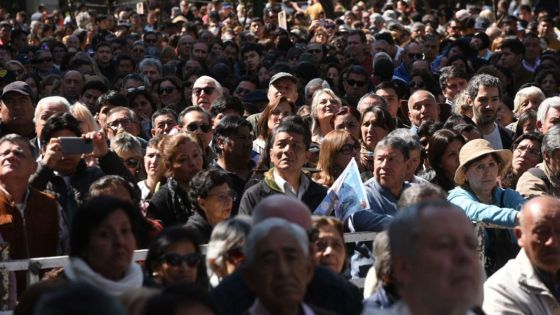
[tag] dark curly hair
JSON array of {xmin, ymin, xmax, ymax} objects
[{"xmin": 188, "ymin": 169, "xmax": 232, "ymax": 215}]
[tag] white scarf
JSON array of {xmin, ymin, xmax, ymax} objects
[{"xmin": 64, "ymin": 257, "xmax": 143, "ymax": 297}]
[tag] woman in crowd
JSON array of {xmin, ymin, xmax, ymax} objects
[
  {"xmin": 70, "ymin": 103, "xmax": 100, "ymax": 166},
  {"xmin": 206, "ymin": 217, "xmax": 251, "ymax": 287},
  {"xmin": 448, "ymin": 139, "xmax": 525, "ymax": 274},
  {"xmin": 147, "ymin": 132, "xmax": 204, "ymax": 227},
  {"xmin": 332, "ymin": 106, "xmax": 361, "ymax": 141},
  {"xmin": 310, "ymin": 88, "xmax": 341, "ymax": 143},
  {"xmin": 312, "ymin": 216, "xmax": 347, "ymax": 275},
  {"xmin": 535, "ymin": 68, "xmax": 560, "ymax": 97},
  {"xmin": 153, "ymin": 76, "xmax": 186, "ymax": 112},
  {"xmin": 128, "ymin": 87, "xmax": 157, "ymax": 138},
  {"xmin": 185, "ymin": 169, "xmax": 235, "ymax": 244},
  {"xmin": 314, "ymin": 130, "xmax": 360, "ymax": 187},
  {"xmin": 513, "ymin": 110, "xmax": 537, "ymax": 140},
  {"xmin": 138, "ymin": 136, "xmax": 164, "ymax": 204},
  {"xmin": 426, "ymin": 129, "xmax": 465, "ymax": 191},
  {"xmin": 64, "ymin": 196, "xmax": 143, "ymax": 297},
  {"xmin": 253, "ymin": 96, "xmax": 296, "ymax": 155},
  {"xmin": 501, "ymin": 133, "xmax": 543, "ymax": 189},
  {"xmin": 507, "ymin": 86, "xmax": 545, "ymax": 131},
  {"xmin": 111, "ymin": 132, "xmax": 145, "ymax": 182},
  {"xmin": 145, "ymin": 226, "xmax": 206, "ymax": 288},
  {"xmin": 360, "ymin": 106, "xmax": 395, "ymax": 176}
]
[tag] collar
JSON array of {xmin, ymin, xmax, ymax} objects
[
  {"xmin": 273, "ymin": 168, "xmax": 309, "ymax": 199},
  {"xmin": 517, "ymin": 249, "xmax": 558, "ymax": 298}
]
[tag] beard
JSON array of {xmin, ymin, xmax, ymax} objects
[{"xmin": 476, "ymin": 109, "xmax": 496, "ymax": 126}]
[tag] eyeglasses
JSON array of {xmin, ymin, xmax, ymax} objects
[
  {"xmin": 107, "ymin": 118, "xmax": 133, "ymax": 130},
  {"xmin": 206, "ymin": 190, "xmax": 237, "ymax": 203},
  {"xmin": 346, "ymin": 79, "xmax": 366, "ymax": 87},
  {"xmin": 516, "ymin": 145, "xmax": 540, "ymax": 157},
  {"xmin": 407, "ymin": 53, "xmax": 424, "ymax": 60},
  {"xmin": 127, "ymin": 86, "xmax": 146, "ymax": 94},
  {"xmin": 338, "ymin": 142, "xmax": 360, "ymax": 155},
  {"xmin": 224, "ymin": 246, "xmax": 244, "ymax": 263},
  {"xmin": 163, "ymin": 252, "xmax": 202, "ymax": 268},
  {"xmin": 159, "ymin": 86, "xmax": 177, "ymax": 95},
  {"xmin": 410, "ymin": 81, "xmax": 425, "ymax": 88},
  {"xmin": 186, "ymin": 122, "xmax": 212, "ymax": 133},
  {"xmin": 124, "ymin": 157, "xmax": 140, "ymax": 168},
  {"xmin": 193, "ymin": 87, "xmax": 216, "ymax": 96}
]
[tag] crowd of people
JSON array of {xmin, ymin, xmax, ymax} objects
[{"xmin": 0, "ymin": 0, "xmax": 559, "ymax": 314}]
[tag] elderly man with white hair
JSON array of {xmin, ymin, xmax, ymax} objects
[
  {"xmin": 33, "ymin": 96, "xmax": 70, "ymax": 150},
  {"xmin": 537, "ymin": 96, "xmax": 560, "ymax": 134},
  {"xmin": 191, "ymin": 75, "xmax": 223, "ymax": 111}
]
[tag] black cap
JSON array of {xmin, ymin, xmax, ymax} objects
[{"xmin": 1, "ymin": 81, "xmax": 32, "ymax": 100}]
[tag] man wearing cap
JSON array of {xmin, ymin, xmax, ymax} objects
[
  {"xmin": 467, "ymin": 74, "xmax": 514, "ymax": 150},
  {"xmin": 0, "ymin": 81, "xmax": 36, "ymax": 140},
  {"xmin": 517, "ymin": 127, "xmax": 560, "ymax": 198}
]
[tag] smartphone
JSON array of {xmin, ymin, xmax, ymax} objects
[{"xmin": 59, "ymin": 137, "xmax": 93, "ymax": 155}]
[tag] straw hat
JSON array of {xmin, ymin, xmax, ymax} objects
[{"xmin": 454, "ymin": 139, "xmax": 512, "ymax": 185}]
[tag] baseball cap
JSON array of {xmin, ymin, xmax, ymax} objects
[
  {"xmin": 1, "ymin": 81, "xmax": 32, "ymax": 100},
  {"xmin": 269, "ymin": 72, "xmax": 297, "ymax": 86}
]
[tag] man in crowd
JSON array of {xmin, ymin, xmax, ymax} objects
[
  {"xmin": 537, "ymin": 96, "xmax": 560, "ymax": 134},
  {"xmin": 497, "ymin": 38, "xmax": 534, "ymax": 91},
  {"xmin": 0, "ymin": 82, "xmax": 36, "ymax": 140},
  {"xmin": 191, "ymin": 76, "xmax": 223, "ymax": 111},
  {"xmin": 439, "ymin": 66, "xmax": 468, "ymax": 106},
  {"xmin": 61, "ymin": 70, "xmax": 84, "ymax": 104},
  {"xmin": 33, "ymin": 96, "xmax": 70, "ymax": 150},
  {"xmin": 407, "ymin": 90, "xmax": 440, "ymax": 134},
  {"xmin": 467, "ymin": 73, "xmax": 513, "ymax": 150},
  {"xmin": 105, "ymin": 106, "xmax": 141, "ymax": 140},
  {"xmin": 393, "ymin": 41, "xmax": 423, "ymax": 85},
  {"xmin": 484, "ymin": 196, "xmax": 560, "ymax": 314},
  {"xmin": 241, "ymin": 43, "xmax": 263, "ymax": 76},
  {"xmin": 79, "ymin": 79, "xmax": 108, "ymax": 114},
  {"xmin": 151, "ymin": 108, "xmax": 178, "ymax": 137},
  {"xmin": 342, "ymin": 65, "xmax": 370, "ymax": 108},
  {"xmin": 138, "ymin": 57, "xmax": 162, "ymax": 85},
  {"xmin": 239, "ymin": 117, "xmax": 327, "ymax": 215}
]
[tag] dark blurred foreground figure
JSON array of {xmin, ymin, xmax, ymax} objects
[
  {"xmin": 144, "ymin": 283, "xmax": 220, "ymax": 315},
  {"xmin": 362, "ymin": 201, "xmax": 483, "ymax": 315}
]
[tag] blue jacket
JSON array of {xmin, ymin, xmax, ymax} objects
[{"xmin": 447, "ymin": 186, "xmax": 525, "ymax": 227}]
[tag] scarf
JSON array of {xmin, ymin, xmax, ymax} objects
[{"xmin": 64, "ymin": 257, "xmax": 143, "ymax": 297}]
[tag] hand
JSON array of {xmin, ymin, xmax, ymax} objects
[
  {"xmin": 42, "ymin": 138, "xmax": 63, "ymax": 169},
  {"xmin": 83, "ymin": 130, "xmax": 108, "ymax": 158}
]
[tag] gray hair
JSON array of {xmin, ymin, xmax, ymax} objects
[
  {"xmin": 387, "ymin": 129, "xmax": 422, "ymax": 151},
  {"xmin": 466, "ymin": 73, "xmax": 502, "ymax": 101},
  {"xmin": 35, "ymin": 96, "xmax": 71, "ymax": 122},
  {"xmin": 304, "ymin": 79, "xmax": 330, "ymax": 100},
  {"xmin": 398, "ymin": 182, "xmax": 447, "ymax": 208},
  {"xmin": 110, "ymin": 132, "xmax": 142, "ymax": 157},
  {"xmin": 193, "ymin": 75, "xmax": 224, "ymax": 96},
  {"xmin": 389, "ymin": 200, "xmax": 461, "ymax": 258},
  {"xmin": 0, "ymin": 133, "xmax": 37, "ymax": 159},
  {"xmin": 357, "ymin": 93, "xmax": 388, "ymax": 114},
  {"xmin": 206, "ymin": 217, "xmax": 251, "ymax": 272},
  {"xmin": 243, "ymin": 218, "xmax": 309, "ymax": 266},
  {"xmin": 542, "ymin": 125, "xmax": 560, "ymax": 157},
  {"xmin": 374, "ymin": 134, "xmax": 410, "ymax": 160},
  {"xmin": 138, "ymin": 58, "xmax": 162, "ymax": 75},
  {"xmin": 513, "ymin": 86, "xmax": 545, "ymax": 115},
  {"xmin": 537, "ymin": 96, "xmax": 560, "ymax": 124}
]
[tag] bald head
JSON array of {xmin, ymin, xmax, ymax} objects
[
  {"xmin": 516, "ymin": 196, "xmax": 560, "ymax": 275},
  {"xmin": 252, "ymin": 195, "xmax": 312, "ymax": 229}
]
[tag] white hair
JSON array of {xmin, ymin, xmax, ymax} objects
[
  {"xmin": 34, "ymin": 96, "xmax": 71, "ymax": 122},
  {"xmin": 513, "ymin": 86, "xmax": 545, "ymax": 115},
  {"xmin": 193, "ymin": 75, "xmax": 224, "ymax": 96},
  {"xmin": 537, "ymin": 96, "xmax": 560, "ymax": 124},
  {"xmin": 243, "ymin": 218, "xmax": 309, "ymax": 267}
]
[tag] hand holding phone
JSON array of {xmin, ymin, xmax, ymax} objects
[{"xmin": 59, "ymin": 137, "xmax": 93, "ymax": 155}]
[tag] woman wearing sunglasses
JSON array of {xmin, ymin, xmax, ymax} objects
[
  {"xmin": 314, "ymin": 130, "xmax": 360, "ymax": 187},
  {"xmin": 206, "ymin": 217, "xmax": 251, "ymax": 287},
  {"xmin": 186, "ymin": 169, "xmax": 235, "ymax": 244},
  {"xmin": 153, "ymin": 76, "xmax": 186, "ymax": 113},
  {"xmin": 145, "ymin": 226, "xmax": 207, "ymax": 288},
  {"xmin": 110, "ymin": 132, "xmax": 145, "ymax": 182}
]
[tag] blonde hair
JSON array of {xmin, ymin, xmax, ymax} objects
[
  {"xmin": 70, "ymin": 102, "xmax": 99, "ymax": 133},
  {"xmin": 310, "ymin": 88, "xmax": 341, "ymax": 138},
  {"xmin": 159, "ymin": 132, "xmax": 202, "ymax": 175}
]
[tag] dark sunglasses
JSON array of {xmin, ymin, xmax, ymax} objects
[
  {"xmin": 159, "ymin": 86, "xmax": 177, "ymax": 95},
  {"xmin": 127, "ymin": 86, "xmax": 146, "ymax": 94},
  {"xmin": 193, "ymin": 87, "xmax": 216, "ymax": 96},
  {"xmin": 407, "ymin": 53, "xmax": 424, "ymax": 60},
  {"xmin": 410, "ymin": 81, "xmax": 425, "ymax": 88},
  {"xmin": 163, "ymin": 252, "xmax": 202, "ymax": 268},
  {"xmin": 224, "ymin": 247, "xmax": 244, "ymax": 263},
  {"xmin": 339, "ymin": 143, "xmax": 360, "ymax": 155},
  {"xmin": 186, "ymin": 122, "xmax": 212, "ymax": 133},
  {"xmin": 347, "ymin": 79, "xmax": 366, "ymax": 87},
  {"xmin": 124, "ymin": 158, "xmax": 140, "ymax": 168}
]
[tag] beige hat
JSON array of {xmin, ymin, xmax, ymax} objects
[{"xmin": 454, "ymin": 139, "xmax": 512, "ymax": 185}]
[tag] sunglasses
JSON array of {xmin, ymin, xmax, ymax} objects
[
  {"xmin": 347, "ymin": 79, "xmax": 366, "ymax": 87},
  {"xmin": 163, "ymin": 252, "xmax": 202, "ymax": 268},
  {"xmin": 186, "ymin": 122, "xmax": 212, "ymax": 133},
  {"xmin": 36, "ymin": 57, "xmax": 52, "ymax": 63},
  {"xmin": 407, "ymin": 53, "xmax": 424, "ymax": 60},
  {"xmin": 224, "ymin": 247, "xmax": 244, "ymax": 263},
  {"xmin": 124, "ymin": 157, "xmax": 140, "ymax": 168},
  {"xmin": 339, "ymin": 143, "xmax": 360, "ymax": 155},
  {"xmin": 127, "ymin": 86, "xmax": 146, "ymax": 94},
  {"xmin": 193, "ymin": 87, "xmax": 216, "ymax": 96},
  {"xmin": 159, "ymin": 86, "xmax": 177, "ymax": 95}
]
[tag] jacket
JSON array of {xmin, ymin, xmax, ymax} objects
[
  {"xmin": 483, "ymin": 249, "xmax": 560, "ymax": 315},
  {"xmin": 184, "ymin": 211, "xmax": 212, "ymax": 244},
  {"xmin": 447, "ymin": 186, "xmax": 524, "ymax": 227},
  {"xmin": 29, "ymin": 150, "xmax": 134, "ymax": 225},
  {"xmin": 147, "ymin": 177, "xmax": 192, "ymax": 227},
  {"xmin": 498, "ymin": 124, "xmax": 515, "ymax": 150},
  {"xmin": 238, "ymin": 169, "xmax": 327, "ymax": 215},
  {"xmin": 517, "ymin": 162, "xmax": 560, "ymax": 198}
]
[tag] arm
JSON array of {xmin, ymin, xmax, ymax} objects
[
  {"xmin": 348, "ymin": 210, "xmax": 393, "ymax": 232},
  {"xmin": 516, "ymin": 171, "xmax": 547, "ymax": 199},
  {"xmin": 447, "ymin": 188, "xmax": 518, "ymax": 227}
]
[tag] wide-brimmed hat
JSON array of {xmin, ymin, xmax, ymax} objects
[{"xmin": 454, "ymin": 139, "xmax": 512, "ymax": 185}]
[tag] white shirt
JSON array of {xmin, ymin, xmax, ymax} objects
[
  {"xmin": 273, "ymin": 169, "xmax": 309, "ymax": 200},
  {"xmin": 483, "ymin": 123, "xmax": 504, "ymax": 149}
]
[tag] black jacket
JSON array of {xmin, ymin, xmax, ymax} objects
[
  {"xmin": 238, "ymin": 169, "xmax": 327, "ymax": 215},
  {"xmin": 184, "ymin": 211, "xmax": 212, "ymax": 244},
  {"xmin": 498, "ymin": 124, "xmax": 515, "ymax": 150},
  {"xmin": 147, "ymin": 177, "xmax": 192, "ymax": 227}
]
